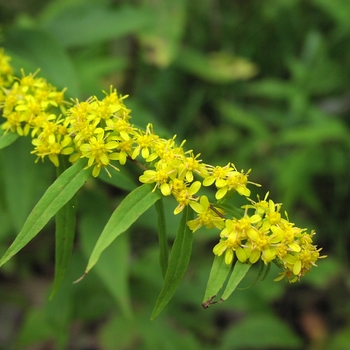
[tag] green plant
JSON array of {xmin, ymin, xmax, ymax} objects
[
  {"xmin": 0, "ymin": 45, "xmax": 324, "ymax": 318},
  {"xmin": 1, "ymin": 1, "xmax": 350, "ymax": 349}
]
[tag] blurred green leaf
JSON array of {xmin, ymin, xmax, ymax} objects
[
  {"xmin": 138, "ymin": 0, "xmax": 186, "ymax": 67},
  {"xmin": 85, "ymin": 184, "xmax": 161, "ymax": 274},
  {"xmin": 15, "ymin": 307, "xmax": 54, "ymax": 348},
  {"xmin": 0, "ymin": 129, "xmax": 18, "ymax": 150},
  {"xmin": 140, "ymin": 310, "xmax": 201, "ymax": 349},
  {"xmin": 279, "ymin": 118, "xmax": 349, "ymax": 146},
  {"xmin": 218, "ymin": 101, "xmax": 270, "ymax": 138},
  {"xmin": 274, "ymin": 148, "xmax": 321, "ymax": 211},
  {"xmin": 41, "ymin": 3, "xmax": 151, "ymax": 47},
  {"xmin": 151, "ymin": 206, "xmax": 193, "ymax": 320},
  {"xmin": 0, "ymin": 159, "xmax": 90, "ymax": 268},
  {"xmin": 99, "ymin": 314, "xmax": 137, "ymax": 350},
  {"xmin": 0, "ymin": 137, "xmax": 53, "ymax": 232},
  {"xmin": 312, "ymin": 0, "xmax": 350, "ymax": 30},
  {"xmin": 221, "ymin": 313, "xmax": 302, "ymax": 349},
  {"xmin": 4, "ymin": 28, "xmax": 80, "ymax": 96},
  {"xmin": 246, "ymin": 79, "xmax": 298, "ymax": 100},
  {"xmin": 74, "ymin": 54, "xmax": 127, "ymax": 96},
  {"xmin": 176, "ymin": 48, "xmax": 258, "ymax": 83}
]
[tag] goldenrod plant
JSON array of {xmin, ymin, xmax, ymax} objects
[{"xmin": 0, "ymin": 48, "xmax": 325, "ymax": 319}]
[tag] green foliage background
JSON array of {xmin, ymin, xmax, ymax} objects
[{"xmin": 0, "ymin": 0, "xmax": 349, "ymax": 349}]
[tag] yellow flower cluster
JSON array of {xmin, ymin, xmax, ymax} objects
[
  {"xmin": 212, "ymin": 193, "xmax": 322, "ymax": 282},
  {"xmin": 0, "ymin": 49, "xmax": 14, "ymax": 98},
  {"xmin": 0, "ymin": 49, "xmax": 325, "ymax": 282}
]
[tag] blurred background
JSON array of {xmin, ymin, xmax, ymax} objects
[{"xmin": 0, "ymin": 0, "xmax": 349, "ymax": 349}]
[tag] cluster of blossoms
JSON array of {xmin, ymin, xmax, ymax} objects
[{"xmin": 0, "ymin": 49, "xmax": 324, "ymax": 282}]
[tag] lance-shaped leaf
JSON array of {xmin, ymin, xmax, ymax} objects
[
  {"xmin": 151, "ymin": 206, "xmax": 194, "ymax": 320},
  {"xmin": 50, "ymin": 157, "xmax": 78, "ymax": 299},
  {"xmin": 0, "ymin": 130, "xmax": 18, "ymax": 149},
  {"xmin": 202, "ymin": 255, "xmax": 231, "ymax": 307},
  {"xmin": 84, "ymin": 184, "xmax": 161, "ymax": 274},
  {"xmin": 0, "ymin": 159, "xmax": 90, "ymax": 268},
  {"xmin": 50, "ymin": 195, "xmax": 77, "ymax": 299},
  {"xmin": 221, "ymin": 261, "xmax": 252, "ymax": 301}
]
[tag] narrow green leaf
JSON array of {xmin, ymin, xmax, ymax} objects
[
  {"xmin": 85, "ymin": 184, "xmax": 161, "ymax": 274},
  {"xmin": 155, "ymin": 199, "xmax": 169, "ymax": 278},
  {"xmin": 0, "ymin": 159, "xmax": 90, "ymax": 268},
  {"xmin": 151, "ymin": 206, "xmax": 194, "ymax": 320},
  {"xmin": 202, "ymin": 255, "xmax": 231, "ymax": 307},
  {"xmin": 52, "ymin": 201, "xmax": 76, "ymax": 294},
  {"xmin": 221, "ymin": 261, "xmax": 252, "ymax": 301},
  {"xmin": 50, "ymin": 195, "xmax": 77, "ymax": 299},
  {"xmin": 50, "ymin": 157, "xmax": 78, "ymax": 299},
  {"xmin": 0, "ymin": 130, "xmax": 18, "ymax": 150}
]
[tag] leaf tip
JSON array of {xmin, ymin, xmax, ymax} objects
[
  {"xmin": 202, "ymin": 295, "xmax": 217, "ymax": 309},
  {"xmin": 73, "ymin": 272, "xmax": 87, "ymax": 284}
]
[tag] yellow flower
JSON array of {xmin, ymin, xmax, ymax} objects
[
  {"xmin": 203, "ymin": 163, "xmax": 257, "ymax": 200},
  {"xmin": 79, "ymin": 131, "xmax": 120, "ymax": 177},
  {"xmin": 187, "ymin": 195, "xmax": 225, "ymax": 232},
  {"xmin": 246, "ymin": 227, "xmax": 283, "ymax": 264},
  {"xmin": 177, "ymin": 151, "xmax": 209, "ymax": 182},
  {"xmin": 0, "ymin": 48, "xmax": 14, "ymax": 93},
  {"xmin": 172, "ymin": 181, "xmax": 201, "ymax": 215},
  {"xmin": 139, "ymin": 161, "xmax": 176, "ymax": 196},
  {"xmin": 132, "ymin": 124, "xmax": 158, "ymax": 160},
  {"xmin": 213, "ymin": 233, "xmax": 247, "ymax": 265},
  {"xmin": 31, "ymin": 134, "xmax": 73, "ymax": 167},
  {"xmin": 213, "ymin": 213, "xmax": 262, "ymax": 265}
]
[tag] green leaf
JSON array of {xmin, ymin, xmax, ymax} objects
[
  {"xmin": 176, "ymin": 48, "xmax": 258, "ymax": 83},
  {"xmin": 202, "ymin": 255, "xmax": 231, "ymax": 307},
  {"xmin": 50, "ymin": 158, "xmax": 78, "ymax": 299},
  {"xmin": 138, "ymin": 0, "xmax": 186, "ymax": 67},
  {"xmin": 84, "ymin": 184, "xmax": 161, "ymax": 274},
  {"xmin": 0, "ymin": 137, "xmax": 53, "ymax": 232},
  {"xmin": 0, "ymin": 159, "xmax": 90, "ymax": 268},
  {"xmin": 218, "ymin": 101, "xmax": 270, "ymax": 138},
  {"xmin": 50, "ymin": 196, "xmax": 77, "ymax": 300},
  {"xmin": 41, "ymin": 3, "xmax": 151, "ymax": 48},
  {"xmin": 0, "ymin": 130, "xmax": 18, "ymax": 150},
  {"xmin": 279, "ymin": 118, "xmax": 349, "ymax": 146},
  {"xmin": 221, "ymin": 261, "xmax": 252, "ymax": 301},
  {"xmin": 155, "ymin": 199, "xmax": 169, "ymax": 278},
  {"xmin": 4, "ymin": 28, "xmax": 80, "ymax": 96},
  {"xmin": 221, "ymin": 313, "xmax": 302, "ymax": 349},
  {"xmin": 151, "ymin": 206, "xmax": 194, "ymax": 320}
]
